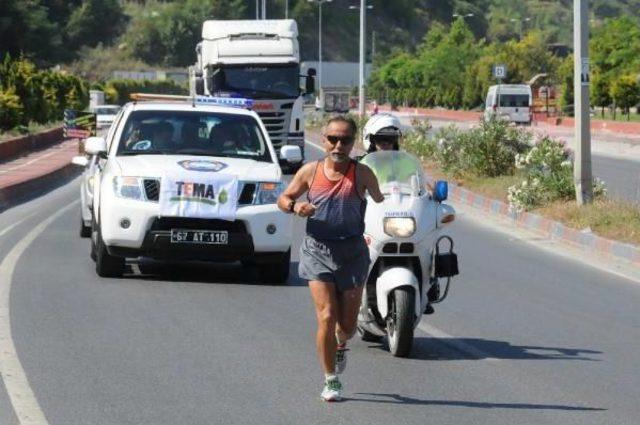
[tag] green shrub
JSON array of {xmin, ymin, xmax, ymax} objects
[
  {"xmin": 105, "ymin": 79, "xmax": 188, "ymax": 105},
  {"xmin": 0, "ymin": 88, "xmax": 23, "ymax": 130},
  {"xmin": 508, "ymin": 136, "xmax": 606, "ymax": 212},
  {"xmin": 404, "ymin": 118, "xmax": 436, "ymax": 160}
]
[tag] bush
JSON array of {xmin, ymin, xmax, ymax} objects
[
  {"xmin": 508, "ymin": 136, "xmax": 606, "ymax": 212},
  {"xmin": 424, "ymin": 118, "xmax": 531, "ymax": 178},
  {"xmin": 0, "ymin": 88, "xmax": 24, "ymax": 130},
  {"xmin": 404, "ymin": 118, "xmax": 436, "ymax": 160},
  {"xmin": 105, "ymin": 79, "xmax": 188, "ymax": 105}
]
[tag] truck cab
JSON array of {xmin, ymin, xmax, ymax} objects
[{"xmin": 190, "ymin": 19, "xmax": 315, "ymax": 171}]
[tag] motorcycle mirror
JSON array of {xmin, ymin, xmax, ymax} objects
[{"xmin": 434, "ymin": 180, "xmax": 448, "ymax": 202}]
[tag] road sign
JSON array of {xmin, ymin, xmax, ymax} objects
[
  {"xmin": 493, "ymin": 64, "xmax": 507, "ymax": 79},
  {"xmin": 63, "ymin": 109, "xmax": 96, "ymax": 139}
]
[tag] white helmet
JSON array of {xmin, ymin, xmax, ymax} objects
[{"xmin": 362, "ymin": 113, "xmax": 402, "ymax": 152}]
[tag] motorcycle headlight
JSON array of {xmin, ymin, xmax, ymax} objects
[
  {"xmin": 113, "ymin": 176, "xmax": 145, "ymax": 200},
  {"xmin": 255, "ymin": 182, "xmax": 283, "ymax": 205},
  {"xmin": 383, "ymin": 217, "xmax": 416, "ymax": 238}
]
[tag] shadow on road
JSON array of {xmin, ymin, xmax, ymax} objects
[
  {"xmin": 124, "ymin": 259, "xmax": 307, "ymax": 288},
  {"xmin": 348, "ymin": 393, "xmax": 606, "ymax": 411},
  {"xmin": 365, "ymin": 337, "xmax": 601, "ymax": 362}
]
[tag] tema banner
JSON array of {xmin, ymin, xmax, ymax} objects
[{"xmin": 159, "ymin": 171, "xmax": 239, "ymax": 220}]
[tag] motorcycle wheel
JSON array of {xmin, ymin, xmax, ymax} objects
[{"xmin": 386, "ymin": 287, "xmax": 415, "ymax": 357}]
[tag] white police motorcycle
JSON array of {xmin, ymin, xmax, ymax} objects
[{"xmin": 357, "ymin": 151, "xmax": 459, "ymax": 357}]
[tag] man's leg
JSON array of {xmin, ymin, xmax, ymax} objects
[
  {"xmin": 335, "ymin": 285, "xmax": 364, "ymax": 344},
  {"xmin": 308, "ymin": 280, "xmax": 339, "ymax": 373}
]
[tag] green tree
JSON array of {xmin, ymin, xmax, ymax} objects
[
  {"xmin": 591, "ymin": 73, "xmax": 612, "ymax": 118},
  {"xmin": 65, "ymin": 0, "xmax": 127, "ymax": 51},
  {"xmin": 610, "ymin": 75, "xmax": 640, "ymax": 121}
]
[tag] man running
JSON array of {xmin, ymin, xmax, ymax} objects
[{"xmin": 278, "ymin": 115, "xmax": 384, "ymax": 402}]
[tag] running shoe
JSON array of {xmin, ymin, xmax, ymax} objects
[{"xmin": 321, "ymin": 377, "xmax": 343, "ymax": 402}]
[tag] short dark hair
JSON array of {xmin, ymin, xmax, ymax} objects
[{"xmin": 322, "ymin": 115, "xmax": 357, "ymax": 137}]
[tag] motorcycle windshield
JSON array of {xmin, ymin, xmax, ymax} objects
[{"xmin": 360, "ymin": 151, "xmax": 426, "ymax": 194}]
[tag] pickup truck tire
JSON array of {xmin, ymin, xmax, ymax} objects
[
  {"xmin": 80, "ymin": 217, "xmax": 91, "ymax": 238},
  {"xmin": 95, "ymin": 225, "xmax": 125, "ymax": 278},
  {"xmin": 258, "ymin": 249, "xmax": 290, "ymax": 284}
]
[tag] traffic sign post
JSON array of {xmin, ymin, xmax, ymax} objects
[{"xmin": 493, "ymin": 64, "xmax": 507, "ymax": 115}]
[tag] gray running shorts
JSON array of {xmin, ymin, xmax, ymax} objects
[{"xmin": 298, "ymin": 235, "xmax": 370, "ymax": 290}]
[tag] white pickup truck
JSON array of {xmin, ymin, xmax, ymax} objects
[{"xmin": 85, "ymin": 96, "xmax": 302, "ymax": 282}]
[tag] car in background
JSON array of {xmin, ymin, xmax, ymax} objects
[
  {"xmin": 71, "ymin": 153, "xmax": 100, "ymax": 237},
  {"xmin": 484, "ymin": 84, "xmax": 532, "ymax": 125},
  {"xmin": 92, "ymin": 105, "xmax": 121, "ymax": 129}
]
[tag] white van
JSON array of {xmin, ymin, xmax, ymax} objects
[{"xmin": 484, "ymin": 84, "xmax": 532, "ymax": 125}]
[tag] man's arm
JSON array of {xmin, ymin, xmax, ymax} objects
[
  {"xmin": 277, "ymin": 162, "xmax": 317, "ymax": 217},
  {"xmin": 358, "ymin": 164, "xmax": 384, "ymax": 203}
]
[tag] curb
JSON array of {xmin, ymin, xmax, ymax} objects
[
  {"xmin": 0, "ymin": 162, "xmax": 81, "ymax": 212},
  {"xmin": 448, "ymin": 185, "xmax": 640, "ymax": 267},
  {"xmin": 0, "ymin": 127, "xmax": 64, "ymax": 162}
]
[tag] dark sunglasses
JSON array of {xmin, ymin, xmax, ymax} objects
[
  {"xmin": 370, "ymin": 135, "xmax": 398, "ymax": 144},
  {"xmin": 325, "ymin": 135, "xmax": 355, "ymax": 145}
]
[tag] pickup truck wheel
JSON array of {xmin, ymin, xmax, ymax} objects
[
  {"xmin": 95, "ymin": 225, "xmax": 125, "ymax": 278},
  {"xmin": 80, "ymin": 216, "xmax": 91, "ymax": 238},
  {"xmin": 90, "ymin": 215, "xmax": 97, "ymax": 261},
  {"xmin": 258, "ymin": 250, "xmax": 290, "ymax": 284}
]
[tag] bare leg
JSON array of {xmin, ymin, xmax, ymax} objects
[
  {"xmin": 335, "ymin": 285, "xmax": 364, "ymax": 344},
  {"xmin": 308, "ymin": 281, "xmax": 339, "ymax": 374}
]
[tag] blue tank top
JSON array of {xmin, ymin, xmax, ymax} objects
[{"xmin": 306, "ymin": 159, "xmax": 367, "ymax": 240}]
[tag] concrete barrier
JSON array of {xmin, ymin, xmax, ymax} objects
[{"xmin": 0, "ymin": 127, "xmax": 64, "ymax": 161}]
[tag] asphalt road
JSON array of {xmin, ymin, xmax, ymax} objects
[{"xmin": 0, "ymin": 142, "xmax": 639, "ymax": 424}]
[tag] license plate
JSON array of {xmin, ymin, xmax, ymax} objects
[{"xmin": 170, "ymin": 229, "xmax": 228, "ymax": 245}]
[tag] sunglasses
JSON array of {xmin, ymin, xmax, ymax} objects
[
  {"xmin": 370, "ymin": 135, "xmax": 398, "ymax": 144},
  {"xmin": 325, "ymin": 135, "xmax": 355, "ymax": 145}
]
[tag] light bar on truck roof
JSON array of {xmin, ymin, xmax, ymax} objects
[{"xmin": 129, "ymin": 93, "xmax": 254, "ymax": 109}]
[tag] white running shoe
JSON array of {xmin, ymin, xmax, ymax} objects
[{"xmin": 321, "ymin": 378, "xmax": 343, "ymax": 402}]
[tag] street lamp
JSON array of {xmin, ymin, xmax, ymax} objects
[
  {"xmin": 510, "ymin": 17, "xmax": 531, "ymax": 40},
  {"xmin": 308, "ymin": 0, "xmax": 333, "ymax": 109},
  {"xmin": 349, "ymin": 2, "xmax": 373, "ymax": 117}
]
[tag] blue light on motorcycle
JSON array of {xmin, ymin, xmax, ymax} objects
[{"xmin": 434, "ymin": 180, "xmax": 448, "ymax": 202}]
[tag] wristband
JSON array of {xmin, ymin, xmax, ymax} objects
[{"xmin": 288, "ymin": 200, "xmax": 296, "ymax": 213}]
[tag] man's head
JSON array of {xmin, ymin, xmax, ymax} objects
[
  {"xmin": 363, "ymin": 114, "xmax": 402, "ymax": 153},
  {"xmin": 322, "ymin": 115, "xmax": 358, "ymax": 163}
]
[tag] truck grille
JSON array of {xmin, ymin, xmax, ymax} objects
[
  {"xmin": 142, "ymin": 179, "xmax": 256, "ymax": 205},
  {"xmin": 256, "ymin": 111, "xmax": 286, "ymax": 147}
]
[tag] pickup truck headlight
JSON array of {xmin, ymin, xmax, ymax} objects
[
  {"xmin": 255, "ymin": 182, "xmax": 283, "ymax": 205},
  {"xmin": 383, "ymin": 217, "xmax": 416, "ymax": 238},
  {"xmin": 113, "ymin": 176, "xmax": 145, "ymax": 200}
]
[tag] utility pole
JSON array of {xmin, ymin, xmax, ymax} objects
[
  {"xmin": 256, "ymin": 0, "xmax": 259, "ymax": 19},
  {"xmin": 285, "ymin": 0, "xmax": 288, "ymax": 19},
  {"xmin": 358, "ymin": 0, "xmax": 366, "ymax": 117},
  {"xmin": 574, "ymin": 0, "xmax": 593, "ymax": 205},
  {"xmin": 262, "ymin": 0, "xmax": 266, "ymax": 19},
  {"xmin": 371, "ymin": 30, "xmax": 376, "ymax": 67}
]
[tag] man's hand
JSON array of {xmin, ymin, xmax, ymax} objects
[{"xmin": 294, "ymin": 201, "xmax": 317, "ymax": 217}]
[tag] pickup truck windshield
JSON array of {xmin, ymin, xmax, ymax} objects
[
  {"xmin": 211, "ymin": 64, "xmax": 299, "ymax": 99},
  {"xmin": 117, "ymin": 110, "xmax": 273, "ymax": 162}
]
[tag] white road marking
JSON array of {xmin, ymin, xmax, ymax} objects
[
  {"xmin": 0, "ymin": 149, "xmax": 65, "ymax": 174},
  {"xmin": 0, "ymin": 214, "xmax": 36, "ymax": 239},
  {"xmin": 0, "ymin": 201, "xmax": 76, "ymax": 424},
  {"xmin": 417, "ymin": 322, "xmax": 501, "ymax": 362}
]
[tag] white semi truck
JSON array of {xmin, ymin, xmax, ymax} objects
[{"xmin": 190, "ymin": 19, "xmax": 315, "ymax": 169}]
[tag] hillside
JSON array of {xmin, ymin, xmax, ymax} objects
[{"xmin": 2, "ymin": 0, "xmax": 640, "ymax": 72}]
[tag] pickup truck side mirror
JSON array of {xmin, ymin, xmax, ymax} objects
[
  {"xmin": 85, "ymin": 136, "xmax": 107, "ymax": 158},
  {"xmin": 280, "ymin": 145, "xmax": 303, "ymax": 163}
]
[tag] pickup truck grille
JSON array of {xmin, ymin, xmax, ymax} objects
[{"xmin": 142, "ymin": 179, "xmax": 256, "ymax": 205}]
